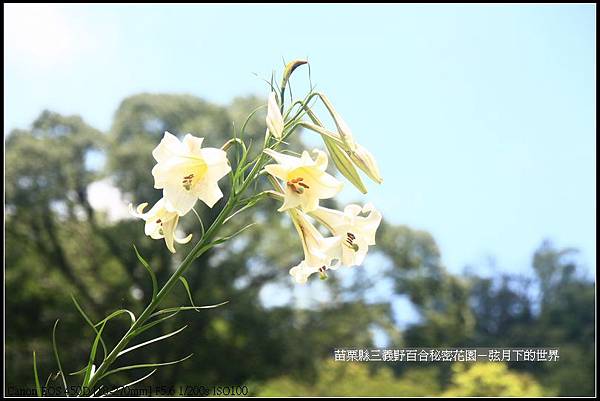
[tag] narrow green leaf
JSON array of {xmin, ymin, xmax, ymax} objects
[
  {"xmin": 82, "ymin": 321, "xmax": 106, "ymax": 387},
  {"xmin": 100, "ymin": 354, "xmax": 193, "ymax": 380},
  {"xmin": 178, "ymin": 277, "xmax": 197, "ymax": 309},
  {"xmin": 117, "ymin": 326, "xmax": 188, "ymax": 358},
  {"xmin": 132, "ymin": 310, "xmax": 180, "ymax": 337},
  {"xmin": 132, "ymin": 244, "xmax": 158, "ymax": 301},
  {"xmin": 52, "ymin": 320, "xmax": 69, "ymax": 396},
  {"xmin": 191, "ymin": 208, "xmax": 205, "ymax": 238},
  {"xmin": 33, "ymin": 351, "xmax": 42, "ymax": 397},
  {"xmin": 149, "ymin": 301, "xmax": 229, "ymax": 319},
  {"xmin": 100, "ymin": 369, "xmax": 157, "ymax": 397},
  {"xmin": 239, "ymin": 104, "xmax": 264, "ymax": 143},
  {"xmin": 212, "ymin": 223, "xmax": 257, "ymax": 246},
  {"xmin": 223, "ymin": 195, "xmax": 267, "ymax": 225},
  {"xmin": 44, "ymin": 372, "xmax": 58, "ymax": 390},
  {"xmin": 94, "ymin": 309, "xmax": 136, "ymax": 328},
  {"xmin": 70, "ymin": 295, "xmax": 108, "ymax": 361},
  {"xmin": 68, "ymin": 365, "xmax": 88, "ymax": 376}
]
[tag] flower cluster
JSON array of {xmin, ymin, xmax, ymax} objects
[
  {"xmin": 263, "ymin": 78, "xmax": 383, "ymax": 284},
  {"xmin": 130, "ymin": 132, "xmax": 231, "ymax": 253},
  {"xmin": 129, "ymin": 60, "xmax": 383, "ymax": 284},
  {"xmin": 36, "ymin": 60, "xmax": 386, "ymax": 398}
]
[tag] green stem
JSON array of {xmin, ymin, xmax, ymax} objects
[
  {"xmin": 85, "ymin": 195, "xmax": 237, "ymax": 392},
  {"xmin": 84, "ymin": 86, "xmax": 294, "ymax": 395}
]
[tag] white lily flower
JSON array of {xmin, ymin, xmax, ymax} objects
[
  {"xmin": 151, "ymin": 131, "xmax": 231, "ymax": 215},
  {"xmin": 310, "ymin": 203, "xmax": 382, "ymax": 267},
  {"xmin": 264, "ymin": 148, "xmax": 343, "ymax": 213},
  {"xmin": 288, "ymin": 209, "xmax": 341, "ymax": 284},
  {"xmin": 266, "ymin": 92, "xmax": 284, "ymax": 139},
  {"xmin": 129, "ymin": 198, "xmax": 192, "ymax": 253},
  {"xmin": 289, "ymin": 261, "xmax": 332, "ymax": 285}
]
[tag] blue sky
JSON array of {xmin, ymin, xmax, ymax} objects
[{"xmin": 4, "ymin": 4, "xmax": 596, "ymax": 278}]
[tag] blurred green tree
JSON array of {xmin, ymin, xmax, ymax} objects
[
  {"xmin": 441, "ymin": 363, "xmax": 545, "ymax": 397},
  {"xmin": 256, "ymin": 359, "xmax": 441, "ymax": 396},
  {"xmin": 5, "ymin": 94, "xmax": 595, "ymax": 396}
]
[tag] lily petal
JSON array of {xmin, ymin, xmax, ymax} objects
[{"xmin": 152, "ymin": 131, "xmax": 184, "ymax": 163}]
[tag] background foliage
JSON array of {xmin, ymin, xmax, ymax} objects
[{"xmin": 5, "ymin": 94, "xmax": 595, "ymax": 396}]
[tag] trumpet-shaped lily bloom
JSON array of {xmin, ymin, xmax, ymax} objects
[
  {"xmin": 289, "ymin": 261, "xmax": 338, "ymax": 285},
  {"xmin": 264, "ymin": 148, "xmax": 343, "ymax": 212},
  {"xmin": 310, "ymin": 203, "xmax": 382, "ymax": 267},
  {"xmin": 266, "ymin": 92, "xmax": 284, "ymax": 139},
  {"xmin": 129, "ymin": 198, "xmax": 192, "ymax": 253},
  {"xmin": 288, "ymin": 209, "xmax": 341, "ymax": 284},
  {"xmin": 151, "ymin": 132, "xmax": 231, "ymax": 215}
]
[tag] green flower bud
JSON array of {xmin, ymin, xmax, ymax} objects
[{"xmin": 281, "ymin": 59, "xmax": 308, "ymax": 91}]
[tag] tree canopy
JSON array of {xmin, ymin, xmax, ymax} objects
[{"xmin": 5, "ymin": 94, "xmax": 595, "ymax": 396}]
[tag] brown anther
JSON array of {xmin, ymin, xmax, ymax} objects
[
  {"xmin": 287, "ymin": 181, "xmax": 304, "ymax": 194},
  {"xmin": 298, "ymin": 182, "xmax": 309, "ymax": 189},
  {"xmin": 345, "ymin": 233, "xmax": 359, "ymax": 251}
]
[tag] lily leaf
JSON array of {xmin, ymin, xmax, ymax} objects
[
  {"xmin": 133, "ymin": 244, "xmax": 158, "ymax": 301},
  {"xmin": 68, "ymin": 365, "xmax": 88, "ymax": 376},
  {"xmin": 94, "ymin": 309, "xmax": 136, "ymax": 328},
  {"xmin": 52, "ymin": 320, "xmax": 69, "ymax": 395},
  {"xmin": 33, "ymin": 351, "xmax": 42, "ymax": 397},
  {"xmin": 211, "ymin": 223, "xmax": 257, "ymax": 246},
  {"xmin": 149, "ymin": 301, "xmax": 229, "ymax": 319},
  {"xmin": 179, "ymin": 276, "xmax": 197, "ymax": 310},
  {"xmin": 132, "ymin": 310, "xmax": 181, "ymax": 337},
  {"xmin": 117, "ymin": 326, "xmax": 187, "ymax": 358},
  {"xmin": 100, "ymin": 354, "xmax": 193, "ymax": 380},
  {"xmin": 82, "ymin": 321, "xmax": 106, "ymax": 387},
  {"xmin": 71, "ymin": 295, "xmax": 107, "ymax": 361},
  {"xmin": 100, "ymin": 369, "xmax": 157, "ymax": 397}
]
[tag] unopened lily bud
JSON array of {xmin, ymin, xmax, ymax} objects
[
  {"xmin": 318, "ymin": 93, "xmax": 357, "ymax": 151},
  {"xmin": 349, "ymin": 143, "xmax": 383, "ymax": 184},
  {"xmin": 323, "ymin": 136, "xmax": 368, "ymax": 194},
  {"xmin": 266, "ymin": 91, "xmax": 284, "ymax": 139},
  {"xmin": 281, "ymin": 59, "xmax": 308, "ymax": 91}
]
